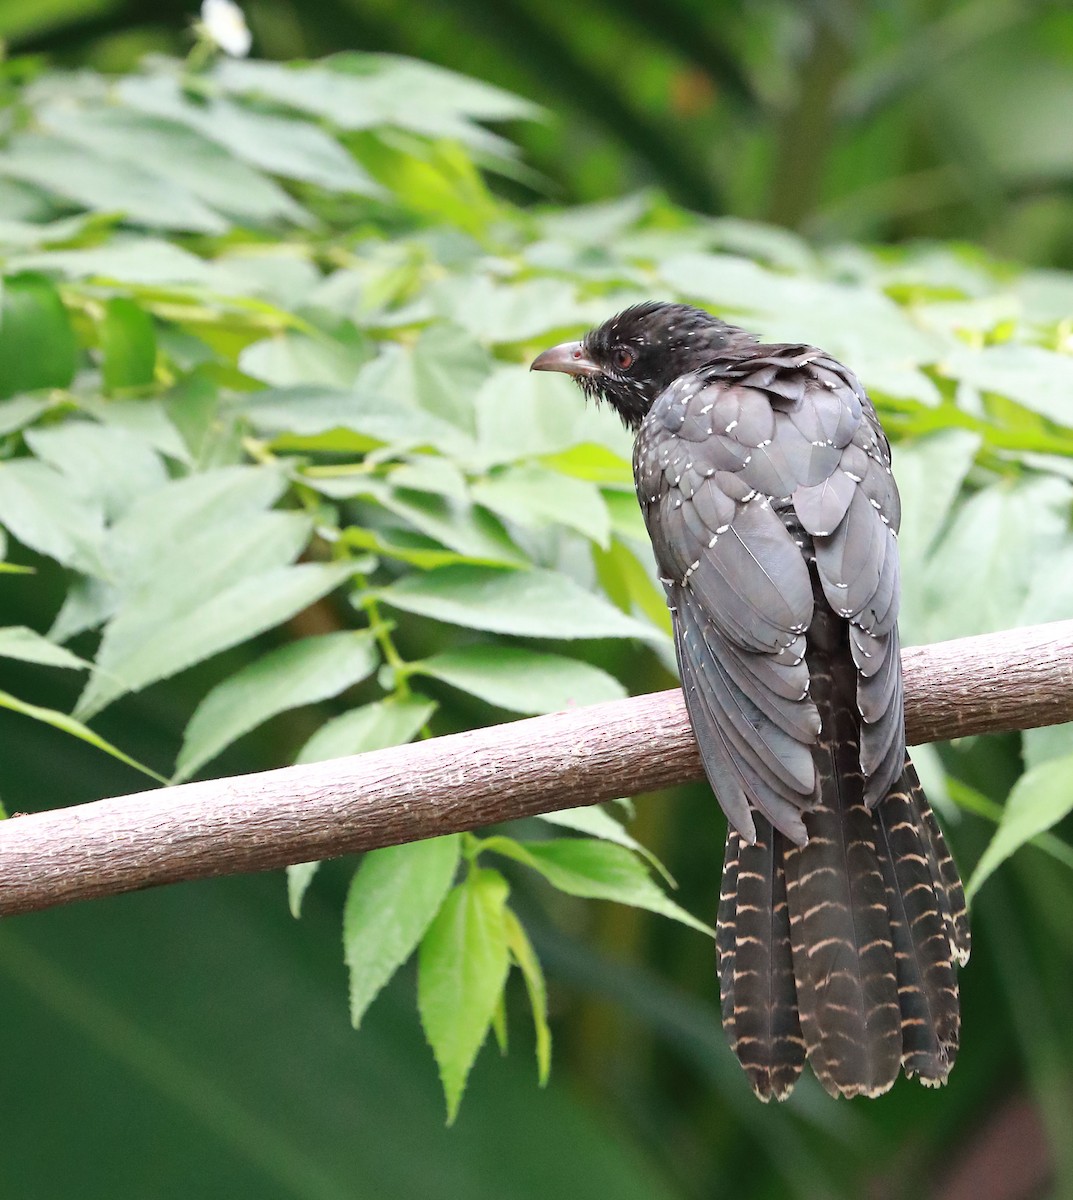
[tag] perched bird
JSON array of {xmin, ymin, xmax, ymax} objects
[{"xmin": 532, "ymin": 302, "xmax": 970, "ymax": 1101}]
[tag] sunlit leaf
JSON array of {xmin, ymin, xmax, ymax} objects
[
  {"xmin": 25, "ymin": 421, "xmax": 168, "ymax": 523},
  {"xmin": 536, "ymin": 806, "xmax": 674, "ymax": 886},
  {"xmin": 175, "ymin": 631, "xmax": 380, "ymax": 782},
  {"xmin": 295, "ymin": 696, "xmax": 436, "ymax": 764},
  {"xmin": 0, "ymin": 626, "xmax": 88, "ymax": 670},
  {"xmin": 0, "ymin": 459, "xmax": 106, "ymax": 576},
  {"xmin": 503, "ymin": 908, "xmax": 551, "ymax": 1085},
  {"xmin": 345, "ymin": 835, "xmax": 461, "ymax": 1029},
  {"xmin": 413, "ymin": 645, "xmax": 625, "ymax": 714},
  {"xmin": 418, "ymin": 867, "xmax": 511, "ymax": 1123},
  {"xmin": 967, "ymin": 755, "xmax": 1073, "ymax": 899},
  {"xmin": 379, "ymin": 565, "xmax": 663, "ymax": 643},
  {"xmin": 0, "ymin": 133, "xmax": 227, "ymax": 233},
  {"xmin": 481, "ymin": 837, "xmax": 712, "ymax": 935},
  {"xmin": 77, "ymin": 561, "xmax": 354, "ymax": 718},
  {"xmin": 471, "ymin": 464, "xmax": 612, "ymax": 547}
]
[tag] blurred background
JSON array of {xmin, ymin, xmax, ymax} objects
[
  {"xmin": 7, "ymin": 0, "xmax": 1073, "ymax": 262},
  {"xmin": 1, "ymin": 2, "xmax": 1072, "ymax": 1199}
]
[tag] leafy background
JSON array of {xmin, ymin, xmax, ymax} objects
[{"xmin": 1, "ymin": 3, "xmax": 1073, "ymax": 1198}]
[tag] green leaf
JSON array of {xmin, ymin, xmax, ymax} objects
[
  {"xmin": 286, "ymin": 861, "xmax": 321, "ymax": 918},
  {"xmin": 174, "ymin": 631, "xmax": 381, "ymax": 782},
  {"xmin": 536, "ymin": 806, "xmax": 674, "ymax": 887},
  {"xmin": 490, "ymin": 992, "xmax": 509, "ymax": 1056},
  {"xmin": 12, "ymin": 238, "xmax": 216, "ymax": 286},
  {"xmin": 418, "ymin": 867, "xmax": 512, "ymax": 1123},
  {"xmin": 413, "ymin": 646, "xmax": 625, "ymax": 715},
  {"xmin": 0, "ymin": 459, "xmax": 106, "ymax": 575},
  {"xmin": 238, "ymin": 333, "xmax": 367, "ymax": 388},
  {"xmin": 592, "ymin": 540, "xmax": 674, "ymax": 636},
  {"xmin": 471, "ymin": 464, "xmax": 612, "ymax": 547},
  {"xmin": 409, "ymin": 324, "xmax": 491, "ymax": 432},
  {"xmin": 0, "ymin": 689, "xmax": 165, "ymax": 783},
  {"xmin": 942, "ymin": 344, "xmax": 1073, "ymax": 428},
  {"xmin": 295, "ymin": 696, "xmax": 436, "ymax": 764},
  {"xmin": 0, "ymin": 626, "xmax": 87, "ymax": 670},
  {"xmin": 503, "ymin": 908, "xmax": 551, "ymax": 1085},
  {"xmin": 0, "ymin": 133, "xmax": 227, "ymax": 233},
  {"xmin": 473, "ymin": 366, "xmax": 634, "ymax": 466},
  {"xmin": 76, "ymin": 396, "xmax": 192, "ymax": 466},
  {"xmin": 40, "ymin": 106, "xmax": 309, "ymax": 228},
  {"xmin": 419, "ymin": 276, "xmax": 594, "ymax": 344},
  {"xmin": 105, "ymin": 465, "xmax": 289, "ymax": 584},
  {"xmin": 367, "ymin": 482, "xmax": 527, "ymax": 567},
  {"xmin": 117, "ymin": 75, "xmax": 383, "ymax": 194},
  {"xmin": 0, "ymin": 396, "xmax": 50, "ymax": 436},
  {"xmin": 539, "ymin": 444, "xmax": 633, "ymax": 485},
  {"xmin": 482, "ymin": 837, "xmax": 712, "ymax": 936},
  {"xmin": 658, "ymin": 251, "xmax": 944, "ymax": 400},
  {"xmin": 100, "ymin": 297, "xmax": 157, "ymax": 392},
  {"xmin": 234, "ymin": 386, "xmax": 470, "ymax": 457},
  {"xmin": 25, "ymin": 421, "xmax": 168, "ymax": 523},
  {"xmin": 0, "ymin": 272, "xmax": 78, "ymax": 397},
  {"xmin": 345, "ymin": 835, "xmax": 461, "ymax": 1029},
  {"xmin": 379, "ymin": 565, "xmax": 663, "ymax": 643},
  {"xmin": 891, "ymin": 430, "xmax": 982, "ymax": 561},
  {"xmin": 77, "ymin": 561, "xmax": 354, "ymax": 719},
  {"xmin": 967, "ymin": 754, "xmax": 1073, "ymax": 900},
  {"xmin": 912, "ymin": 476, "xmax": 1072, "ymax": 643}
]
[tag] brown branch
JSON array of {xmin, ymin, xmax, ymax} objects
[{"xmin": 2, "ymin": 620, "xmax": 1072, "ymax": 918}]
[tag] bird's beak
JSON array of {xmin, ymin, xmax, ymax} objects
[{"xmin": 530, "ymin": 341, "xmax": 600, "ymax": 377}]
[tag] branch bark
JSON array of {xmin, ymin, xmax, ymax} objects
[{"xmin": 2, "ymin": 620, "xmax": 1072, "ymax": 918}]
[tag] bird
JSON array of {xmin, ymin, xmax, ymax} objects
[{"xmin": 531, "ymin": 301, "xmax": 970, "ymax": 1101}]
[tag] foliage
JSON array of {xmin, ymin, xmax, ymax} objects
[
  {"xmin": 2, "ymin": 34, "xmax": 1073, "ymax": 1199},
  {"xmin": 9, "ymin": 0, "xmax": 1073, "ymax": 269}
]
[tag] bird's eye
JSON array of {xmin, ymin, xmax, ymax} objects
[{"xmin": 613, "ymin": 346, "xmax": 635, "ymax": 371}]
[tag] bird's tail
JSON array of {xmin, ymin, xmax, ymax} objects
[{"xmin": 716, "ymin": 757, "xmax": 969, "ymax": 1101}]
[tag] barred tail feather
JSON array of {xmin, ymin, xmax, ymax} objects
[
  {"xmin": 717, "ymin": 823, "xmax": 804, "ymax": 1101},
  {"xmin": 717, "ymin": 832, "xmax": 741, "ymax": 1032},
  {"xmin": 873, "ymin": 759, "xmax": 961, "ymax": 1085},
  {"xmin": 912, "ymin": 771, "xmax": 971, "ymax": 968},
  {"xmin": 781, "ymin": 616, "xmax": 903, "ymax": 1099}
]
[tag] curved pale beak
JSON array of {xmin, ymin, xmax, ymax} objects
[{"xmin": 529, "ymin": 341, "xmax": 600, "ymax": 377}]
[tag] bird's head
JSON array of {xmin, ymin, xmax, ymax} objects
[{"xmin": 530, "ymin": 301, "xmax": 754, "ymax": 430}]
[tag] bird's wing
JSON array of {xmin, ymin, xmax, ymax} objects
[
  {"xmin": 635, "ymin": 347, "xmax": 902, "ymax": 841},
  {"xmin": 788, "ymin": 358, "xmax": 905, "ymax": 806}
]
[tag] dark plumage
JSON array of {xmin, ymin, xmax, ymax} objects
[{"xmin": 532, "ymin": 302, "xmax": 970, "ymax": 1100}]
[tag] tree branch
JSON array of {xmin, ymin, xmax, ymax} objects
[{"xmin": 2, "ymin": 620, "xmax": 1072, "ymax": 918}]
